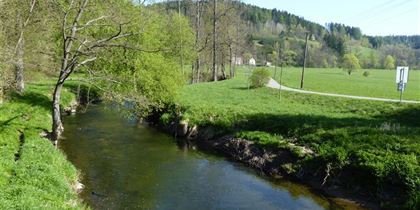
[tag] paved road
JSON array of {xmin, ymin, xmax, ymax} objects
[{"xmin": 267, "ymin": 78, "xmax": 420, "ymax": 104}]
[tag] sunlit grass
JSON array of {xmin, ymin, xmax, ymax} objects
[{"xmin": 0, "ymin": 81, "xmax": 85, "ymax": 209}]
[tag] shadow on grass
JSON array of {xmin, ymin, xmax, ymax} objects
[
  {"xmin": 379, "ymin": 106, "xmax": 420, "ymax": 127},
  {"xmin": 11, "ymin": 91, "xmax": 51, "ymax": 111},
  {"xmin": 236, "ymin": 113, "xmax": 377, "ymax": 136},
  {"xmin": 230, "ymin": 87, "xmax": 251, "ymax": 90}
]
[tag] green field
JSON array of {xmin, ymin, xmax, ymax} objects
[
  {"xmin": 263, "ymin": 67, "xmax": 420, "ymax": 101},
  {"xmin": 0, "ymin": 81, "xmax": 85, "ymax": 209},
  {"xmin": 169, "ymin": 73, "xmax": 420, "ymax": 208}
]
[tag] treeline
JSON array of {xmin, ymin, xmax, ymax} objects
[
  {"xmin": 228, "ymin": 2, "xmax": 420, "ymax": 69},
  {"xmin": 368, "ymin": 35, "xmax": 420, "ymax": 49}
]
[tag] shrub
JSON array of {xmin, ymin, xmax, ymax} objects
[
  {"xmin": 363, "ymin": 71, "xmax": 370, "ymax": 77},
  {"xmin": 249, "ymin": 68, "xmax": 270, "ymax": 88}
]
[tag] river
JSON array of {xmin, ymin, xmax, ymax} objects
[{"xmin": 60, "ymin": 104, "xmax": 336, "ymax": 210}]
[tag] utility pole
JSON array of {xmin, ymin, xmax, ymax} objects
[{"xmin": 300, "ymin": 32, "xmax": 309, "ymax": 89}]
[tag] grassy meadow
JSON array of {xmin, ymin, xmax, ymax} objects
[
  {"xmin": 261, "ymin": 67, "xmax": 420, "ymax": 101},
  {"xmin": 169, "ymin": 72, "xmax": 420, "ymax": 208},
  {"xmin": 0, "ymin": 81, "xmax": 85, "ymax": 209}
]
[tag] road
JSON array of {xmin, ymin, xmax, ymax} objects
[{"xmin": 266, "ymin": 78, "xmax": 420, "ymax": 104}]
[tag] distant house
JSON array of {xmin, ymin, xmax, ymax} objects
[
  {"xmin": 249, "ymin": 57, "xmax": 256, "ymax": 66},
  {"xmin": 232, "ymin": 57, "xmax": 243, "ymax": 65}
]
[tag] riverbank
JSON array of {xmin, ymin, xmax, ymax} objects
[
  {"xmin": 0, "ymin": 80, "xmax": 86, "ymax": 209},
  {"xmin": 152, "ymin": 74, "xmax": 420, "ymax": 210}
]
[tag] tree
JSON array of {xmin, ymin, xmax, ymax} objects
[
  {"xmin": 51, "ymin": 0, "xmax": 194, "ymax": 141},
  {"xmin": 342, "ymin": 53, "xmax": 360, "ymax": 75},
  {"xmin": 51, "ymin": 0, "xmax": 134, "ymax": 140},
  {"xmin": 0, "ymin": 0, "xmax": 37, "ymax": 93},
  {"xmin": 211, "ymin": 0, "xmax": 218, "ymax": 81},
  {"xmin": 383, "ymin": 55, "xmax": 395, "ymax": 69},
  {"xmin": 368, "ymin": 51, "xmax": 379, "ymax": 69}
]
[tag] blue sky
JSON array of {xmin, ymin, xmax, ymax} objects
[{"xmin": 244, "ymin": 0, "xmax": 419, "ymax": 36}]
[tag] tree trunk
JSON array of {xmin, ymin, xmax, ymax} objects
[
  {"xmin": 195, "ymin": 58, "xmax": 201, "ymax": 83},
  {"xmin": 15, "ymin": 37, "xmax": 25, "ymax": 93},
  {"xmin": 229, "ymin": 45, "xmax": 233, "ymax": 78},
  {"xmin": 220, "ymin": 51, "xmax": 226, "ymax": 80},
  {"xmin": 193, "ymin": 0, "xmax": 201, "ymax": 84},
  {"xmin": 212, "ymin": 0, "xmax": 217, "ymax": 81},
  {"xmin": 52, "ymin": 81, "xmax": 64, "ymax": 140}
]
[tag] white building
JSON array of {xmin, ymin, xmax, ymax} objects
[
  {"xmin": 265, "ymin": 62, "xmax": 272, "ymax": 67},
  {"xmin": 249, "ymin": 57, "xmax": 256, "ymax": 66},
  {"xmin": 232, "ymin": 57, "xmax": 243, "ymax": 65}
]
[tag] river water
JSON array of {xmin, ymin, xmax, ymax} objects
[{"xmin": 60, "ymin": 104, "xmax": 335, "ymax": 210}]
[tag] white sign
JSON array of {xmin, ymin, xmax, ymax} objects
[{"xmin": 396, "ymin": 66, "xmax": 409, "ymax": 83}]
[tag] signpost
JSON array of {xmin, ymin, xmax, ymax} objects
[{"xmin": 396, "ymin": 66, "xmax": 409, "ymax": 102}]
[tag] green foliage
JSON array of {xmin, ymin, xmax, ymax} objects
[
  {"xmin": 342, "ymin": 53, "xmax": 361, "ymax": 75},
  {"xmin": 363, "ymin": 71, "xmax": 370, "ymax": 77},
  {"xmin": 88, "ymin": 6, "xmax": 194, "ymax": 116},
  {"xmin": 249, "ymin": 68, "xmax": 270, "ymax": 88},
  {"xmin": 383, "ymin": 55, "xmax": 396, "ymax": 69}
]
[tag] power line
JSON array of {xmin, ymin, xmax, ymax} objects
[
  {"xmin": 358, "ymin": 0, "xmax": 415, "ymax": 24},
  {"xmin": 340, "ymin": 0, "xmax": 398, "ymax": 22},
  {"xmin": 360, "ymin": 7, "xmax": 418, "ymax": 27},
  {"xmin": 341, "ymin": 0, "xmax": 414, "ymax": 24}
]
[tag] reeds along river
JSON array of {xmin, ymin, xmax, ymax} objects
[{"xmin": 60, "ymin": 104, "xmax": 333, "ymax": 210}]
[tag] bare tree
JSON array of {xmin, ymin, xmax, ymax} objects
[
  {"xmin": 52, "ymin": 0, "xmax": 131, "ymax": 140},
  {"xmin": 13, "ymin": 0, "xmax": 37, "ymax": 93}
]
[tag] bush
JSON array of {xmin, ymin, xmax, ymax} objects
[
  {"xmin": 249, "ymin": 68, "xmax": 270, "ymax": 88},
  {"xmin": 363, "ymin": 71, "xmax": 370, "ymax": 77}
]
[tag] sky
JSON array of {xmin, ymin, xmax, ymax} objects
[{"xmin": 243, "ymin": 0, "xmax": 420, "ymax": 36}]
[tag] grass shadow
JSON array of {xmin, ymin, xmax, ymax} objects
[
  {"xmin": 378, "ymin": 106, "xmax": 420, "ymax": 127},
  {"xmin": 11, "ymin": 91, "xmax": 51, "ymax": 111}
]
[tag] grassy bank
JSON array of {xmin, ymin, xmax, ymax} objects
[
  {"xmin": 257, "ymin": 67, "xmax": 420, "ymax": 100},
  {"xmin": 164, "ymin": 72, "xmax": 419, "ymax": 209},
  {"xmin": 0, "ymin": 81, "xmax": 85, "ymax": 209}
]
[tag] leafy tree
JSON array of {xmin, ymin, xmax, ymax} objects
[
  {"xmin": 369, "ymin": 51, "xmax": 380, "ymax": 69},
  {"xmin": 383, "ymin": 55, "xmax": 396, "ymax": 69},
  {"xmin": 342, "ymin": 53, "xmax": 360, "ymax": 75},
  {"xmin": 50, "ymin": 0, "xmax": 194, "ymax": 140}
]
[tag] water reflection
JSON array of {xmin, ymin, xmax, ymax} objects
[{"xmin": 60, "ymin": 104, "xmax": 331, "ymax": 210}]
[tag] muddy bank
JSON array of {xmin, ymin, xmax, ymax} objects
[{"xmin": 151, "ymin": 119, "xmax": 379, "ymax": 210}]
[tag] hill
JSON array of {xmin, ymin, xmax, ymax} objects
[{"xmin": 160, "ymin": 1, "xmax": 420, "ymax": 70}]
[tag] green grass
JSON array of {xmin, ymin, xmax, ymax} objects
[
  {"xmin": 170, "ymin": 72, "xmax": 420, "ymax": 209},
  {"xmin": 0, "ymin": 81, "xmax": 85, "ymax": 209},
  {"xmin": 265, "ymin": 67, "xmax": 420, "ymax": 101}
]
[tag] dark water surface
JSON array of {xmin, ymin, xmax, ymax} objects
[{"xmin": 60, "ymin": 104, "xmax": 333, "ymax": 210}]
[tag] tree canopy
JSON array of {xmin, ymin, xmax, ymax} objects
[{"xmin": 342, "ymin": 53, "xmax": 360, "ymax": 75}]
